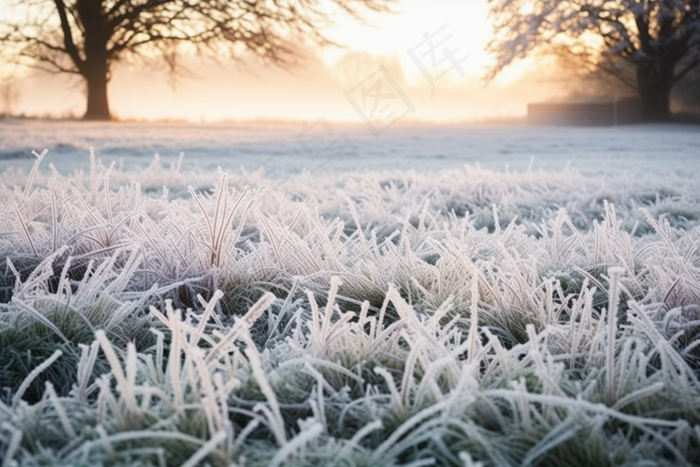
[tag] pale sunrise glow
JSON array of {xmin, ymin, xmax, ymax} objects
[
  {"xmin": 1, "ymin": 0, "xmax": 559, "ymax": 121},
  {"xmin": 322, "ymin": 0, "xmax": 494, "ymax": 81}
]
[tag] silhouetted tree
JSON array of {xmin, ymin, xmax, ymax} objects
[
  {"xmin": 0, "ymin": 0, "xmax": 393, "ymax": 120},
  {"xmin": 487, "ymin": 0, "xmax": 700, "ymax": 121}
]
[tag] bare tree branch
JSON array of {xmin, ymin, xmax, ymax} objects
[
  {"xmin": 0, "ymin": 0, "xmax": 396, "ymax": 119},
  {"xmin": 486, "ymin": 0, "xmax": 700, "ymax": 119},
  {"xmin": 53, "ymin": 0, "xmax": 85, "ymax": 72}
]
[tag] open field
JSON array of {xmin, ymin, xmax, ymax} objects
[
  {"xmin": 2, "ymin": 119, "xmax": 700, "ymax": 175},
  {"xmin": 1, "ymin": 122, "xmax": 700, "ymax": 466}
]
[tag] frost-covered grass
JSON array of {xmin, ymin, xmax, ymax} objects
[{"xmin": 1, "ymin": 151, "xmax": 700, "ymax": 466}]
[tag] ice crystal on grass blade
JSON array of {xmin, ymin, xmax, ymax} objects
[{"xmin": 1, "ymin": 151, "xmax": 700, "ymax": 466}]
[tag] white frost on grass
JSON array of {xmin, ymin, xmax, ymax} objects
[{"xmin": 0, "ymin": 150, "xmax": 700, "ymax": 466}]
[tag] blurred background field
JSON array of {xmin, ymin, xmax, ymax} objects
[{"xmin": 1, "ymin": 119, "xmax": 699, "ymax": 177}]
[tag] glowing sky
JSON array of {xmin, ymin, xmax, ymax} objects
[{"xmin": 2, "ymin": 0, "xmax": 565, "ymax": 121}]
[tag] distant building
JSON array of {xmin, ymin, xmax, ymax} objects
[{"xmin": 527, "ymin": 98, "xmax": 642, "ymax": 126}]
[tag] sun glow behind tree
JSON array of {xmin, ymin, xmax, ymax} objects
[
  {"xmin": 0, "ymin": 0, "xmax": 553, "ymax": 122},
  {"xmin": 487, "ymin": 0, "xmax": 700, "ymax": 120},
  {"xmin": 0, "ymin": 0, "xmax": 395, "ymax": 120}
]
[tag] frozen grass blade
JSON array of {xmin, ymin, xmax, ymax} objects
[
  {"xmin": 23, "ymin": 149, "xmax": 48, "ymax": 197},
  {"xmin": 269, "ymin": 423, "xmax": 323, "ymax": 467},
  {"xmin": 12, "ymin": 350, "xmax": 63, "ymax": 407},
  {"xmin": 606, "ymin": 267, "xmax": 624, "ymax": 406},
  {"xmin": 1, "ymin": 423, "xmax": 23, "ymax": 467},
  {"xmin": 180, "ymin": 430, "xmax": 227, "ymax": 467},
  {"xmin": 95, "ymin": 330, "xmax": 139, "ymax": 415}
]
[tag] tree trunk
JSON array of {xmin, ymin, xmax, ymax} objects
[
  {"xmin": 637, "ymin": 64, "xmax": 673, "ymax": 121},
  {"xmin": 83, "ymin": 65, "xmax": 111, "ymax": 121},
  {"xmin": 79, "ymin": 0, "xmax": 111, "ymax": 121}
]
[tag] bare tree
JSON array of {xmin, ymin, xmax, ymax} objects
[
  {"xmin": 487, "ymin": 0, "xmax": 700, "ymax": 121},
  {"xmin": 0, "ymin": 0, "xmax": 394, "ymax": 120}
]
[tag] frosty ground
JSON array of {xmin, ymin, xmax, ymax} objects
[
  {"xmin": 2, "ymin": 119, "xmax": 700, "ymax": 175},
  {"xmin": 1, "ymin": 121, "xmax": 700, "ymax": 466}
]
